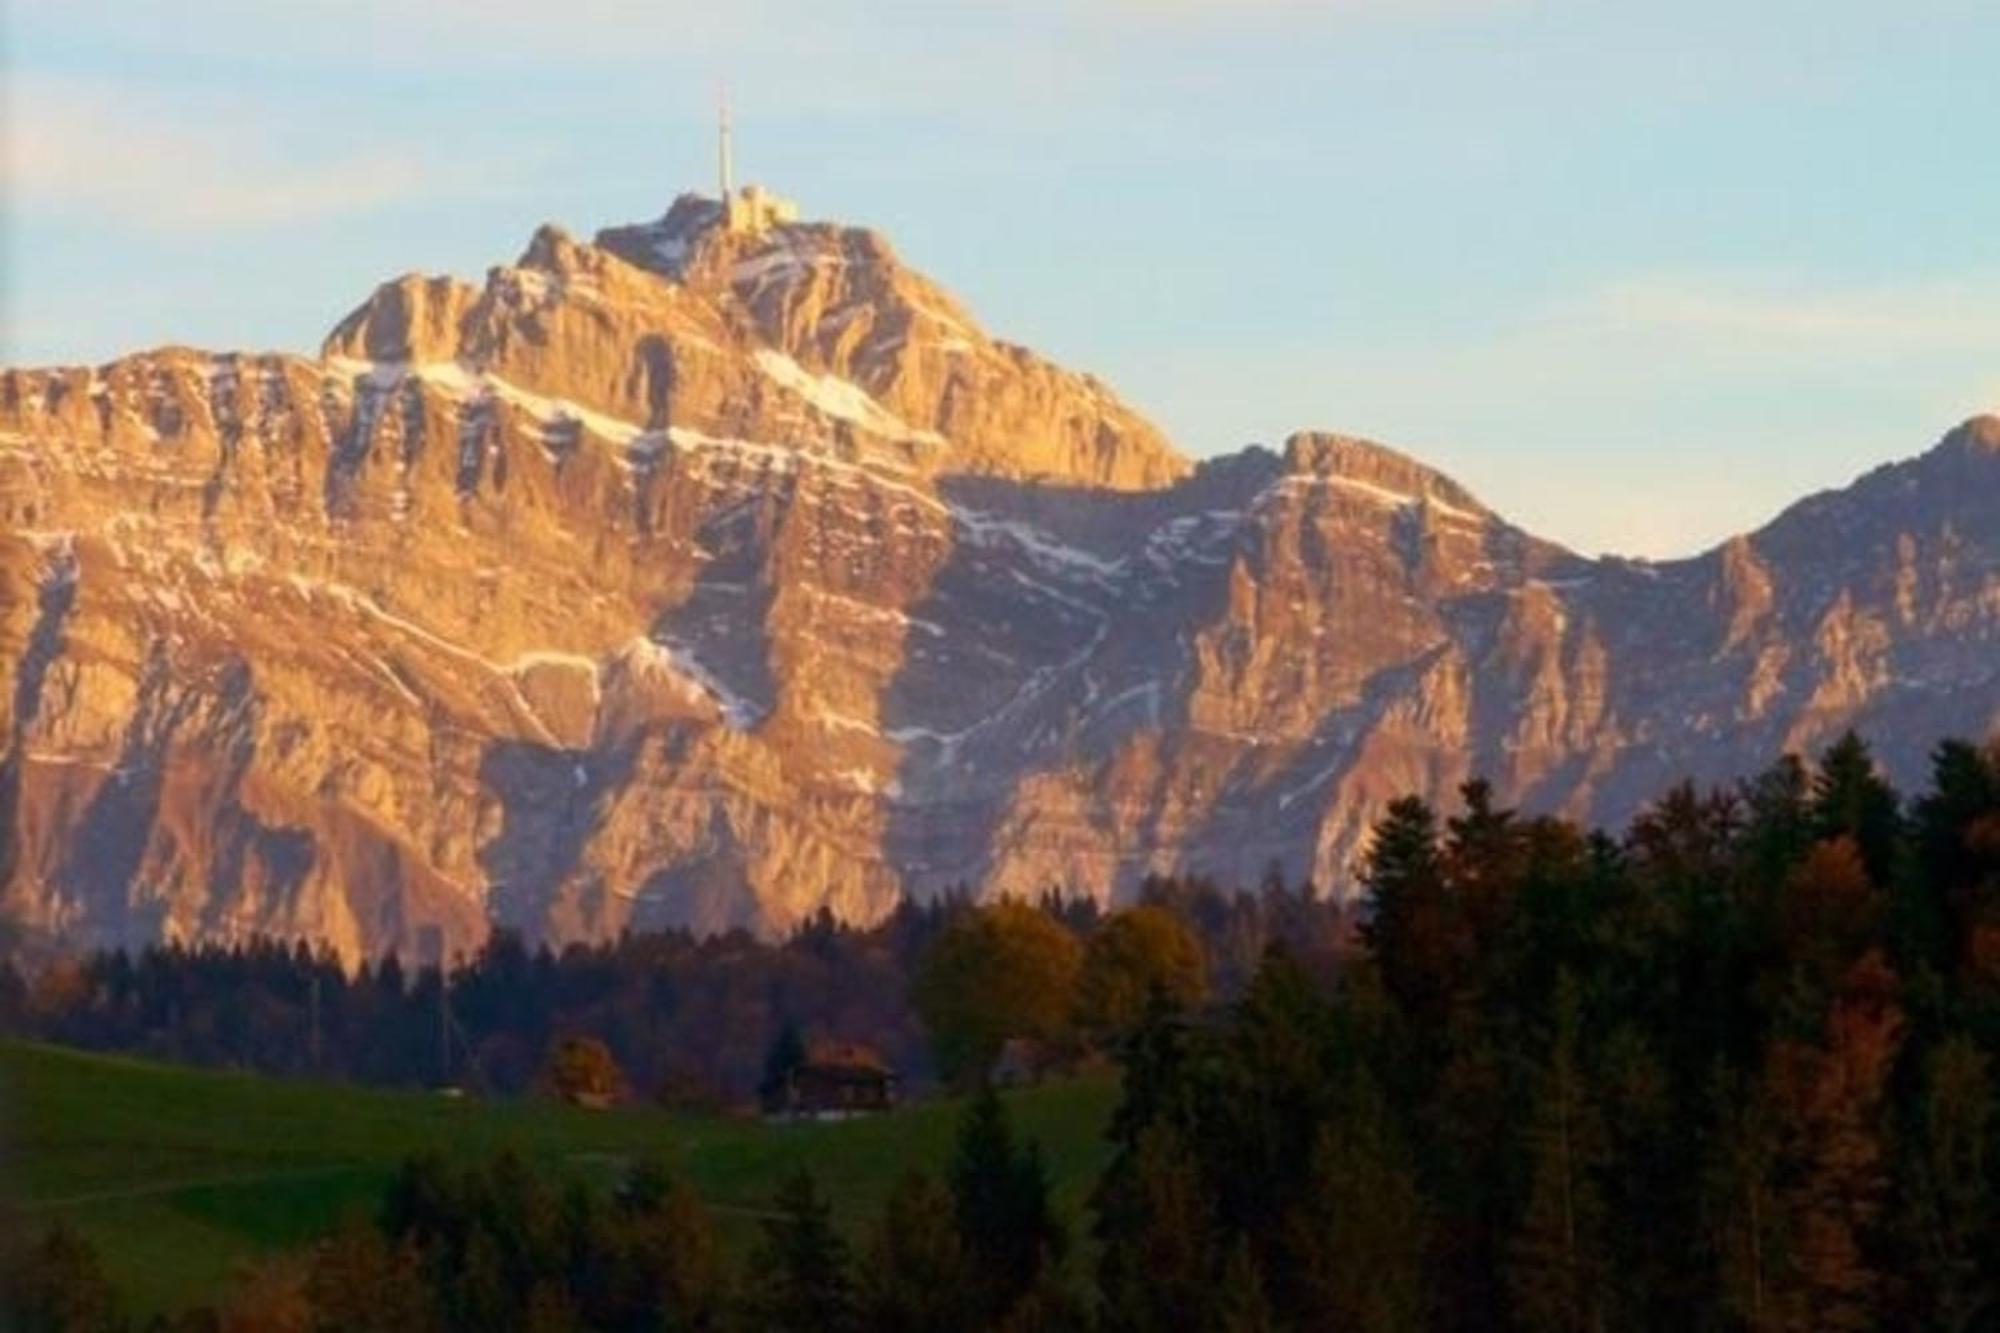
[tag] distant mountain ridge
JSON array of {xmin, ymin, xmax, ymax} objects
[{"xmin": 2, "ymin": 192, "xmax": 1995, "ymax": 958}]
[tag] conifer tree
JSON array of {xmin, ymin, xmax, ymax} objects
[
  {"xmin": 1284, "ymin": 1078, "xmax": 1429, "ymax": 1332},
  {"xmin": 1102, "ymin": 990, "xmax": 1204, "ymax": 1153},
  {"xmin": 1362, "ymin": 794, "xmax": 1454, "ymax": 1026},
  {"xmin": 1902, "ymin": 1035, "xmax": 1994, "ymax": 1333},
  {"xmin": 1506, "ymin": 977, "xmax": 1607, "ymax": 1333},
  {"xmin": 1741, "ymin": 753, "xmax": 1816, "ymax": 897},
  {"xmin": 1094, "ymin": 1121, "xmax": 1218, "ymax": 1333},
  {"xmin": 759, "ymin": 1021, "xmax": 807, "ymax": 1106},
  {"xmin": 1590, "ymin": 1024, "xmax": 1687, "ymax": 1327},
  {"xmin": 857, "ymin": 1172, "xmax": 974, "ymax": 1333},
  {"xmin": 1766, "ymin": 952, "xmax": 1904, "ymax": 1333},
  {"xmin": 951, "ymin": 1086, "xmax": 1065, "ymax": 1324},
  {"xmin": 1912, "ymin": 739, "xmax": 2000, "ymax": 993},
  {"xmin": 1445, "ymin": 778, "xmax": 1527, "ymax": 946},
  {"xmin": 1776, "ymin": 838, "xmax": 1881, "ymax": 1025},
  {"xmin": 991, "ymin": 1255, "xmax": 1090, "ymax": 1333},
  {"xmin": 622, "ymin": 1176, "xmax": 726, "ymax": 1332},
  {"xmin": 1706, "ymin": 1073, "xmax": 1784, "ymax": 1333},
  {"xmin": 1811, "ymin": 732, "xmax": 1903, "ymax": 888},
  {"xmin": 1207, "ymin": 944, "xmax": 1335, "ymax": 1254},
  {"xmin": 744, "ymin": 1170, "xmax": 856, "ymax": 1333}
]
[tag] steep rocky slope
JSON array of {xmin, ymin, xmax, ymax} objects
[{"xmin": 2, "ymin": 195, "xmax": 1995, "ymax": 959}]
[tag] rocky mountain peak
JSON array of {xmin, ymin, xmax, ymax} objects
[
  {"xmin": 2, "ymin": 190, "xmax": 1994, "ymax": 962},
  {"xmin": 321, "ymin": 271, "xmax": 480, "ymax": 366},
  {"xmin": 319, "ymin": 192, "xmax": 1189, "ymax": 492},
  {"xmin": 517, "ymin": 222, "xmax": 594, "ymax": 273},
  {"xmin": 1939, "ymin": 413, "xmax": 2000, "ymax": 458},
  {"xmin": 593, "ymin": 193, "xmax": 727, "ymax": 277},
  {"xmin": 1280, "ymin": 430, "xmax": 1493, "ymax": 521}
]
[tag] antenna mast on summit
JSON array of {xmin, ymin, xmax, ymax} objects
[{"xmin": 717, "ymin": 85, "xmax": 734, "ymax": 201}]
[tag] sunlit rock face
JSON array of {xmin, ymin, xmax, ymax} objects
[{"xmin": 2, "ymin": 197, "xmax": 1996, "ymax": 960}]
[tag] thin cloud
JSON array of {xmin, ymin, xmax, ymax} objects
[
  {"xmin": 1579, "ymin": 271, "xmax": 2000, "ymax": 358},
  {"xmin": 4, "ymin": 78, "xmax": 440, "ymax": 230}
]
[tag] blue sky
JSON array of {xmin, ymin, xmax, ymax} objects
[{"xmin": 7, "ymin": 0, "xmax": 1998, "ymax": 557}]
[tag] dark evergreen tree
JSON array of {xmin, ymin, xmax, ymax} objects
[
  {"xmin": 1912, "ymin": 739, "xmax": 2000, "ymax": 1009},
  {"xmin": 990, "ymin": 1257, "xmax": 1089, "ymax": 1333},
  {"xmin": 743, "ymin": 1170, "xmax": 856, "ymax": 1333},
  {"xmin": 1362, "ymin": 794, "xmax": 1454, "ymax": 1028},
  {"xmin": 1100, "ymin": 991, "xmax": 1205, "ymax": 1161},
  {"xmin": 1445, "ymin": 778, "xmax": 1528, "ymax": 952},
  {"xmin": 1703, "ymin": 1066, "xmax": 1784, "ymax": 1333},
  {"xmin": 1811, "ymin": 732, "xmax": 1904, "ymax": 889},
  {"xmin": 1766, "ymin": 952, "xmax": 1905, "ymax": 1333},
  {"xmin": 619, "ymin": 1174, "xmax": 726, "ymax": 1332},
  {"xmin": 951, "ymin": 1086, "xmax": 1066, "ymax": 1324},
  {"xmin": 1901, "ymin": 1035, "xmax": 1994, "ymax": 1333},
  {"xmin": 1741, "ymin": 753, "xmax": 1816, "ymax": 900},
  {"xmin": 759, "ymin": 1020, "xmax": 807, "ymax": 1107},
  {"xmin": 1093, "ymin": 1121, "xmax": 1219, "ymax": 1333},
  {"xmin": 1202, "ymin": 944, "xmax": 1334, "ymax": 1260},
  {"xmin": 856, "ymin": 1172, "xmax": 974, "ymax": 1333},
  {"xmin": 1283, "ymin": 1077, "xmax": 1429, "ymax": 1333},
  {"xmin": 1506, "ymin": 977, "xmax": 1607, "ymax": 1333}
]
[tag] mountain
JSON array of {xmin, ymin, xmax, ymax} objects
[{"xmin": 3, "ymin": 192, "xmax": 1996, "ymax": 959}]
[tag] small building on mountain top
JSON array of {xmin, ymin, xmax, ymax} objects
[
  {"xmin": 761, "ymin": 1039, "xmax": 899, "ymax": 1119},
  {"xmin": 724, "ymin": 183, "xmax": 799, "ymax": 235}
]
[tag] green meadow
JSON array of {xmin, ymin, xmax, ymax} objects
[{"xmin": 1, "ymin": 1040, "xmax": 1117, "ymax": 1319}]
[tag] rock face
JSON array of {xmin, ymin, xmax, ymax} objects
[{"xmin": 2, "ymin": 195, "xmax": 1996, "ymax": 960}]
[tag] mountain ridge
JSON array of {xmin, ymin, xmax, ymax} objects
[{"xmin": 2, "ymin": 194, "xmax": 1995, "ymax": 959}]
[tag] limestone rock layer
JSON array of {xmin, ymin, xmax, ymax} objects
[{"xmin": 2, "ymin": 197, "xmax": 1995, "ymax": 959}]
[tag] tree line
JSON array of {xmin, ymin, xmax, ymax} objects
[{"xmin": 0, "ymin": 879, "xmax": 1343, "ymax": 1102}]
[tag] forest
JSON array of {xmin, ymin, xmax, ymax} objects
[
  {"xmin": 6, "ymin": 730, "xmax": 2000, "ymax": 1331},
  {"xmin": 0, "ymin": 874, "xmax": 1345, "ymax": 1102}
]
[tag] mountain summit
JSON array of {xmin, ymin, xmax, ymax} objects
[
  {"xmin": 325, "ymin": 194, "xmax": 1189, "ymax": 492},
  {"xmin": 1, "ymin": 196, "xmax": 1995, "ymax": 958}
]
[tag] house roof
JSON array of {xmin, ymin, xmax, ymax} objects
[{"xmin": 800, "ymin": 1039, "xmax": 895, "ymax": 1077}]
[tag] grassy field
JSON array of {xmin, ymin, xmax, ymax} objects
[{"xmin": 0, "ymin": 1040, "xmax": 1118, "ymax": 1318}]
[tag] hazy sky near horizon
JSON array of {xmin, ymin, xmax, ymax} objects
[{"xmin": 6, "ymin": 0, "xmax": 1998, "ymax": 557}]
